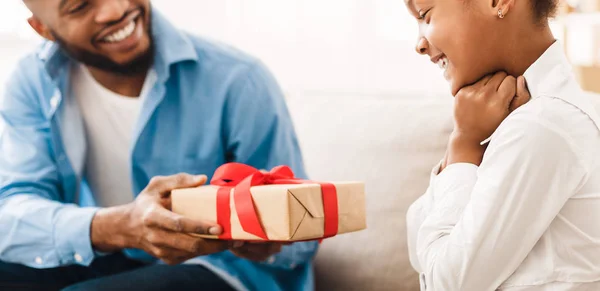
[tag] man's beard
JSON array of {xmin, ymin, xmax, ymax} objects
[{"xmin": 51, "ymin": 26, "xmax": 154, "ymax": 76}]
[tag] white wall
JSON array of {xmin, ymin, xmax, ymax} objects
[
  {"xmin": 151, "ymin": 0, "xmax": 449, "ymax": 96},
  {"xmin": 0, "ymin": 0, "xmax": 450, "ymax": 98},
  {"xmin": 0, "ymin": 1, "xmax": 584, "ymax": 98}
]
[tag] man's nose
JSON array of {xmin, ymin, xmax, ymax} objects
[{"xmin": 95, "ymin": 0, "xmax": 130, "ymax": 24}]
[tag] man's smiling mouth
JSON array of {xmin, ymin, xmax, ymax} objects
[{"xmin": 103, "ymin": 20, "xmax": 136, "ymax": 43}]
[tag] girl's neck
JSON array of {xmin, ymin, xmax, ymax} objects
[{"xmin": 501, "ymin": 24, "xmax": 556, "ymax": 77}]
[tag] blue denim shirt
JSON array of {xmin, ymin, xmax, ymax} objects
[{"xmin": 0, "ymin": 10, "xmax": 317, "ymax": 291}]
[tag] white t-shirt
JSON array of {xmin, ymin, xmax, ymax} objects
[{"xmin": 70, "ymin": 64, "xmax": 156, "ymax": 207}]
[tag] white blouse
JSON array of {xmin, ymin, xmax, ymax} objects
[{"xmin": 407, "ymin": 42, "xmax": 600, "ymax": 291}]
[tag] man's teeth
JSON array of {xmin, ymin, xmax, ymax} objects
[{"xmin": 104, "ymin": 21, "xmax": 136, "ymax": 43}]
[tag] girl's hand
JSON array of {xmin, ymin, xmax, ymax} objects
[
  {"xmin": 453, "ymin": 72, "xmax": 530, "ymax": 144},
  {"xmin": 443, "ymin": 72, "xmax": 531, "ymax": 169}
]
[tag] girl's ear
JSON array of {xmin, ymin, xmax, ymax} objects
[{"xmin": 493, "ymin": 0, "xmax": 516, "ymax": 18}]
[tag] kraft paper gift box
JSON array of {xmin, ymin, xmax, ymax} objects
[{"xmin": 171, "ymin": 163, "xmax": 367, "ymax": 241}]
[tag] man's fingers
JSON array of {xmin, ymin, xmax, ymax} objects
[
  {"xmin": 230, "ymin": 248, "xmax": 271, "ymax": 262},
  {"xmin": 146, "ymin": 230, "xmax": 230, "ymax": 259},
  {"xmin": 169, "ymin": 236, "xmax": 229, "ymax": 256},
  {"xmin": 242, "ymin": 243, "xmax": 282, "ymax": 256},
  {"xmin": 148, "ymin": 173, "xmax": 207, "ymax": 196},
  {"xmin": 230, "ymin": 243, "xmax": 285, "ymax": 262},
  {"xmin": 147, "ymin": 229, "xmax": 207, "ymax": 253},
  {"xmin": 268, "ymin": 243, "xmax": 283, "ymax": 254},
  {"xmin": 497, "ymin": 75, "xmax": 517, "ymax": 107},
  {"xmin": 200, "ymin": 239, "xmax": 232, "ymax": 254},
  {"xmin": 509, "ymin": 76, "xmax": 531, "ymax": 112},
  {"xmin": 230, "ymin": 248, "xmax": 264, "ymax": 262},
  {"xmin": 147, "ymin": 245, "xmax": 191, "ymax": 265},
  {"xmin": 143, "ymin": 206, "xmax": 222, "ymax": 235}
]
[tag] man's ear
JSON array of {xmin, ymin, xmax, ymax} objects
[
  {"xmin": 492, "ymin": 0, "xmax": 516, "ymax": 17},
  {"xmin": 27, "ymin": 17, "xmax": 55, "ymax": 41}
]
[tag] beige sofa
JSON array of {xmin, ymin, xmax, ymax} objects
[
  {"xmin": 288, "ymin": 91, "xmax": 600, "ymax": 291},
  {"xmin": 287, "ymin": 92, "xmax": 453, "ymax": 291}
]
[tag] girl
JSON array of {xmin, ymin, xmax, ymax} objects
[{"xmin": 406, "ymin": 0, "xmax": 600, "ymax": 290}]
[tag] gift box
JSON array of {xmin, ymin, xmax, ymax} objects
[{"xmin": 172, "ymin": 163, "xmax": 367, "ymax": 241}]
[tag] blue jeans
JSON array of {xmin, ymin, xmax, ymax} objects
[{"xmin": 0, "ymin": 253, "xmax": 235, "ymax": 291}]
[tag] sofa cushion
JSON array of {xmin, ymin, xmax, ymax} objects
[{"xmin": 286, "ymin": 92, "xmax": 453, "ymax": 291}]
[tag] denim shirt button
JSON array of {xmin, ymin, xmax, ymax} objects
[
  {"xmin": 50, "ymin": 95, "xmax": 60, "ymax": 109},
  {"xmin": 74, "ymin": 253, "xmax": 83, "ymax": 263}
]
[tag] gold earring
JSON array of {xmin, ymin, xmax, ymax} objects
[{"xmin": 498, "ymin": 9, "xmax": 505, "ymax": 19}]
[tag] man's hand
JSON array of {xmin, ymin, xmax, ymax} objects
[
  {"xmin": 229, "ymin": 241, "xmax": 289, "ymax": 262},
  {"xmin": 443, "ymin": 73, "xmax": 531, "ymax": 168},
  {"xmin": 91, "ymin": 173, "xmax": 232, "ymax": 265}
]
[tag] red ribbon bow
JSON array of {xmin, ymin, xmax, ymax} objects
[{"xmin": 210, "ymin": 163, "xmax": 339, "ymax": 240}]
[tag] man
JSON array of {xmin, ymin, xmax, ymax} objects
[{"xmin": 0, "ymin": 0, "xmax": 318, "ymax": 290}]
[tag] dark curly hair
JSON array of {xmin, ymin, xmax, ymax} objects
[{"xmin": 532, "ymin": 0, "xmax": 560, "ymax": 21}]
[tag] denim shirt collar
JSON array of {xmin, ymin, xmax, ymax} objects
[{"xmin": 37, "ymin": 7, "xmax": 199, "ymax": 83}]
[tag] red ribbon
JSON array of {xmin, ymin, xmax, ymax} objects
[{"xmin": 210, "ymin": 163, "xmax": 339, "ymax": 240}]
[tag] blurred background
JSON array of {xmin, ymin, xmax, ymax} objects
[
  {"xmin": 0, "ymin": 0, "xmax": 446, "ymax": 97},
  {"xmin": 1, "ymin": 0, "xmax": 597, "ymax": 99}
]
